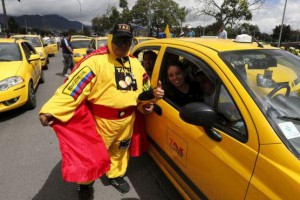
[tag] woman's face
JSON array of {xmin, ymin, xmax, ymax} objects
[{"xmin": 167, "ymin": 65, "xmax": 185, "ymax": 88}]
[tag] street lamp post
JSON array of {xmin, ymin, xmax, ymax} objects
[
  {"xmin": 76, "ymin": 0, "xmax": 83, "ymax": 34},
  {"xmin": 1, "ymin": 0, "xmax": 9, "ymax": 36},
  {"xmin": 278, "ymin": 0, "xmax": 288, "ymax": 47}
]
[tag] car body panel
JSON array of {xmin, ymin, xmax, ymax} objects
[
  {"xmin": 0, "ymin": 38, "xmax": 42, "ymax": 112},
  {"xmin": 131, "ymin": 37, "xmax": 300, "ymax": 199},
  {"xmin": 44, "ymin": 38, "xmax": 58, "ymax": 56}
]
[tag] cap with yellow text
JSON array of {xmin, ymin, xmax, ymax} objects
[{"xmin": 111, "ymin": 23, "xmax": 133, "ymax": 38}]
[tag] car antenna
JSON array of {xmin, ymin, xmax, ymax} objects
[
  {"xmin": 241, "ymin": 29, "xmax": 264, "ymax": 48},
  {"xmin": 253, "ymin": 36, "xmax": 264, "ymax": 48}
]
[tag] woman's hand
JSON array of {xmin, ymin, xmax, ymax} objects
[{"xmin": 153, "ymin": 81, "xmax": 164, "ymax": 100}]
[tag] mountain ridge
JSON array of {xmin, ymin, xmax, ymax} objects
[{"xmin": 0, "ymin": 14, "xmax": 89, "ymax": 32}]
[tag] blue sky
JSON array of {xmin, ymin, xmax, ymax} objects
[{"xmin": 4, "ymin": 0, "xmax": 300, "ymax": 34}]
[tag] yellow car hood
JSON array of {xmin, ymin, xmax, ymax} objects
[{"xmin": 0, "ymin": 61, "xmax": 22, "ymax": 80}]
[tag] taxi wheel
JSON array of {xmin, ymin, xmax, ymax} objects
[
  {"xmin": 24, "ymin": 82, "xmax": 36, "ymax": 110},
  {"xmin": 39, "ymin": 70, "xmax": 45, "ymax": 84}
]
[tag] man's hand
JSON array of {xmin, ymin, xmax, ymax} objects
[
  {"xmin": 39, "ymin": 113, "xmax": 54, "ymax": 126},
  {"xmin": 153, "ymin": 80, "xmax": 164, "ymax": 100}
]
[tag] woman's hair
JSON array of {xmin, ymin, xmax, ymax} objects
[{"xmin": 166, "ymin": 60, "xmax": 185, "ymax": 72}]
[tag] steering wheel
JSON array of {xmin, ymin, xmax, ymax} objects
[{"xmin": 267, "ymin": 82, "xmax": 290, "ymax": 98}]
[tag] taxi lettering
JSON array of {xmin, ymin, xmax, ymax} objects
[{"xmin": 169, "ymin": 138, "xmax": 183, "ymax": 157}]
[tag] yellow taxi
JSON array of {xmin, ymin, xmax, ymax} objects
[
  {"xmin": 71, "ymin": 35, "xmax": 89, "ymax": 40},
  {"xmin": 132, "ymin": 35, "xmax": 300, "ymax": 199},
  {"xmin": 0, "ymin": 38, "xmax": 44, "ymax": 113},
  {"xmin": 71, "ymin": 38, "xmax": 91, "ymax": 63},
  {"xmin": 86, "ymin": 36, "xmax": 108, "ymax": 54},
  {"xmin": 131, "ymin": 36, "xmax": 156, "ymax": 49},
  {"xmin": 11, "ymin": 34, "xmax": 49, "ymax": 69},
  {"xmin": 43, "ymin": 37, "xmax": 58, "ymax": 56}
]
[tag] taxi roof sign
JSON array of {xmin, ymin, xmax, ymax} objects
[{"xmin": 234, "ymin": 34, "xmax": 252, "ymax": 43}]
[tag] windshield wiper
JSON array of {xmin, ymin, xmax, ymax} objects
[
  {"xmin": 0, "ymin": 59, "xmax": 13, "ymax": 61},
  {"xmin": 278, "ymin": 115, "xmax": 300, "ymax": 121}
]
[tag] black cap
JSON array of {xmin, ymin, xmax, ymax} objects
[{"xmin": 111, "ymin": 23, "xmax": 133, "ymax": 38}]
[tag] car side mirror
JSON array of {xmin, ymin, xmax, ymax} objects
[
  {"xmin": 179, "ymin": 102, "xmax": 222, "ymax": 142},
  {"xmin": 43, "ymin": 43, "xmax": 48, "ymax": 47},
  {"xmin": 28, "ymin": 54, "xmax": 40, "ymax": 61}
]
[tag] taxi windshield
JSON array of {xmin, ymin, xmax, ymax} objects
[
  {"xmin": 221, "ymin": 49, "xmax": 300, "ymax": 155},
  {"xmin": 97, "ymin": 40, "xmax": 107, "ymax": 48},
  {"xmin": 24, "ymin": 37, "xmax": 42, "ymax": 47},
  {"xmin": 0, "ymin": 43, "xmax": 21, "ymax": 61},
  {"xmin": 72, "ymin": 40, "xmax": 90, "ymax": 49}
]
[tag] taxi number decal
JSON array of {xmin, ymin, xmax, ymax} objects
[{"xmin": 63, "ymin": 66, "xmax": 95, "ymax": 100}]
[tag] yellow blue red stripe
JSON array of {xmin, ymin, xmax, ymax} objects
[
  {"xmin": 63, "ymin": 66, "xmax": 95, "ymax": 100},
  {"xmin": 71, "ymin": 71, "xmax": 95, "ymax": 99}
]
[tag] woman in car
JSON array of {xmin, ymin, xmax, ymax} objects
[{"xmin": 165, "ymin": 61, "xmax": 203, "ymax": 107}]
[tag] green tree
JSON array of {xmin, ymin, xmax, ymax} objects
[
  {"xmin": 272, "ymin": 24, "xmax": 291, "ymax": 43},
  {"xmin": 83, "ymin": 26, "xmax": 91, "ymax": 36},
  {"xmin": 131, "ymin": 0, "xmax": 188, "ymax": 36},
  {"xmin": 92, "ymin": 6, "xmax": 121, "ymax": 35},
  {"xmin": 235, "ymin": 23, "xmax": 260, "ymax": 37},
  {"xmin": 119, "ymin": 0, "xmax": 128, "ymax": 9},
  {"xmin": 194, "ymin": 0, "xmax": 265, "ymax": 29},
  {"xmin": 8, "ymin": 17, "xmax": 20, "ymax": 34}
]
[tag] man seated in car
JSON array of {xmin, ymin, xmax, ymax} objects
[{"xmin": 195, "ymin": 71, "xmax": 242, "ymax": 123}]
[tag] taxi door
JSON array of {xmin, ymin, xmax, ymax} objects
[
  {"xmin": 145, "ymin": 46, "xmax": 259, "ymax": 200},
  {"xmin": 21, "ymin": 42, "xmax": 41, "ymax": 86}
]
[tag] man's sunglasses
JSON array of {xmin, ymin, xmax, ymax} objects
[{"xmin": 112, "ymin": 36, "xmax": 132, "ymax": 47}]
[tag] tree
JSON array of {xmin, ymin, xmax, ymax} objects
[
  {"xmin": 235, "ymin": 23, "xmax": 260, "ymax": 37},
  {"xmin": 272, "ymin": 24, "xmax": 291, "ymax": 43},
  {"xmin": 131, "ymin": 0, "xmax": 188, "ymax": 36},
  {"xmin": 91, "ymin": 6, "xmax": 121, "ymax": 35},
  {"xmin": 119, "ymin": 0, "xmax": 128, "ymax": 9},
  {"xmin": 83, "ymin": 26, "xmax": 91, "ymax": 36},
  {"xmin": 194, "ymin": 0, "xmax": 265, "ymax": 29},
  {"xmin": 8, "ymin": 17, "xmax": 20, "ymax": 34}
]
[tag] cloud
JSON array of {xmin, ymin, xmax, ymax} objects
[{"xmin": 3, "ymin": 0, "xmax": 300, "ymax": 34}]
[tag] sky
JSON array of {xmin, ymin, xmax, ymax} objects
[{"xmin": 3, "ymin": 0, "xmax": 300, "ymax": 34}]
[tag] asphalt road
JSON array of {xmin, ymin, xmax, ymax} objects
[{"xmin": 0, "ymin": 51, "xmax": 183, "ymax": 200}]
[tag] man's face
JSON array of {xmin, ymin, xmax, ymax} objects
[
  {"xmin": 112, "ymin": 36, "xmax": 132, "ymax": 58},
  {"xmin": 143, "ymin": 54, "xmax": 155, "ymax": 71},
  {"xmin": 196, "ymin": 74, "xmax": 215, "ymax": 95}
]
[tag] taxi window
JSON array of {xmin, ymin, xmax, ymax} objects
[
  {"xmin": 132, "ymin": 46, "xmax": 160, "ymax": 78},
  {"xmin": 160, "ymin": 48, "xmax": 248, "ymax": 142}
]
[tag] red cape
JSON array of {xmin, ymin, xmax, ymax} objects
[{"xmin": 51, "ymin": 103, "xmax": 110, "ymax": 182}]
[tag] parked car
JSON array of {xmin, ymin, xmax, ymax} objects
[
  {"xmin": 71, "ymin": 38, "xmax": 91, "ymax": 63},
  {"xmin": 131, "ymin": 36, "xmax": 156, "ymax": 49},
  {"xmin": 86, "ymin": 37, "xmax": 107, "ymax": 54},
  {"xmin": 11, "ymin": 34, "xmax": 49, "ymax": 69},
  {"xmin": 71, "ymin": 35, "xmax": 89, "ymax": 40},
  {"xmin": 131, "ymin": 35, "xmax": 300, "ymax": 199},
  {"xmin": 43, "ymin": 37, "xmax": 58, "ymax": 56},
  {"xmin": 0, "ymin": 38, "xmax": 44, "ymax": 113}
]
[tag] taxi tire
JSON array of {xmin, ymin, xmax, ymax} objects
[
  {"xmin": 24, "ymin": 82, "xmax": 36, "ymax": 110},
  {"xmin": 39, "ymin": 70, "xmax": 45, "ymax": 84}
]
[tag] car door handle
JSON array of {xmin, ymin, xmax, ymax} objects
[
  {"xmin": 153, "ymin": 104, "xmax": 162, "ymax": 116},
  {"xmin": 204, "ymin": 127, "xmax": 222, "ymax": 142}
]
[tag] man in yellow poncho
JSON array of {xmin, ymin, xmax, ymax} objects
[{"xmin": 39, "ymin": 23, "xmax": 164, "ymax": 199}]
